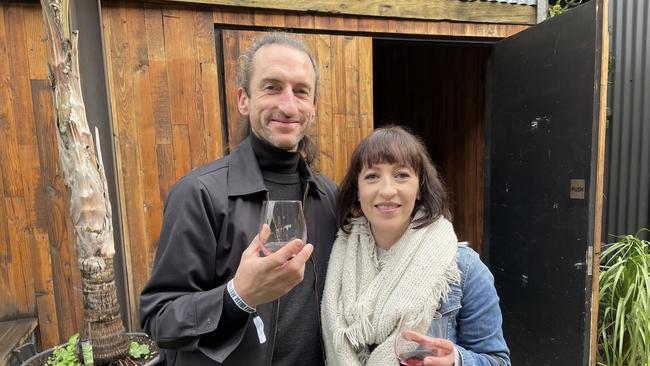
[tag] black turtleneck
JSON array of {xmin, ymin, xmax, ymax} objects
[
  {"xmin": 250, "ymin": 132, "xmax": 300, "ymax": 173},
  {"xmin": 250, "ymin": 133, "xmax": 303, "ymax": 201},
  {"xmin": 219, "ymin": 133, "xmax": 324, "ymax": 366}
]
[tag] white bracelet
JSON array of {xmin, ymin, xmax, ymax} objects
[{"xmin": 227, "ymin": 279, "xmax": 256, "ymax": 313}]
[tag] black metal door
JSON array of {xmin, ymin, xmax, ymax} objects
[{"xmin": 486, "ymin": 1, "xmax": 605, "ymax": 365}]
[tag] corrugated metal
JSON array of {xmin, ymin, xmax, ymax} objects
[{"xmin": 604, "ymin": 0, "xmax": 650, "ymax": 240}]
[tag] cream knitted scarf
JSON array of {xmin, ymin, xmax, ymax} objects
[{"xmin": 321, "ymin": 215, "xmax": 460, "ymax": 366}]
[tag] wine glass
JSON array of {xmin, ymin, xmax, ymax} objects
[
  {"xmin": 394, "ymin": 312, "xmax": 444, "ymax": 366},
  {"xmin": 258, "ymin": 200, "xmax": 307, "ymax": 255}
]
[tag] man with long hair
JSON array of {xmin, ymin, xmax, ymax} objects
[{"xmin": 140, "ymin": 32, "xmax": 337, "ymax": 365}]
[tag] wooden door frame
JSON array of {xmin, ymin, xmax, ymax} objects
[{"xmin": 589, "ymin": 0, "xmax": 609, "ymax": 364}]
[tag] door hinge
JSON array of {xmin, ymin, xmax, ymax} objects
[{"xmin": 586, "ymin": 245, "xmax": 593, "ymax": 276}]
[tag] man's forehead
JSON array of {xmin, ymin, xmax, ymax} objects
[
  {"xmin": 252, "ymin": 44, "xmax": 314, "ymax": 77},
  {"xmin": 255, "ymin": 43, "xmax": 309, "ymax": 59}
]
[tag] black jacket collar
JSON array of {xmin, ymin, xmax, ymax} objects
[{"xmin": 227, "ymin": 136, "xmax": 325, "ymax": 197}]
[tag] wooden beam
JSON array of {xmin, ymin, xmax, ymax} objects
[
  {"xmin": 157, "ymin": 0, "xmax": 536, "ymax": 25},
  {"xmin": 589, "ymin": 0, "xmax": 608, "ymax": 364}
]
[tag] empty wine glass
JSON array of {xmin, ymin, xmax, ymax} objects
[
  {"xmin": 259, "ymin": 200, "xmax": 307, "ymax": 255},
  {"xmin": 395, "ymin": 312, "xmax": 444, "ymax": 366}
]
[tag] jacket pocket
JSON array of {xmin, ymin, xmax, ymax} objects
[{"xmin": 437, "ymin": 285, "xmax": 461, "ymax": 340}]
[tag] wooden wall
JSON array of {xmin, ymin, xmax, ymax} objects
[
  {"xmin": 0, "ymin": 2, "xmax": 83, "ymax": 348},
  {"xmin": 1, "ymin": 0, "xmax": 528, "ymax": 347},
  {"xmin": 101, "ymin": 2, "xmax": 224, "ymax": 328}
]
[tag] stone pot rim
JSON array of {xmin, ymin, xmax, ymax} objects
[{"xmin": 19, "ymin": 332, "xmax": 160, "ymax": 366}]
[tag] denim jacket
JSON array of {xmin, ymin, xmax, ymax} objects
[{"xmin": 429, "ymin": 244, "xmax": 511, "ymax": 366}]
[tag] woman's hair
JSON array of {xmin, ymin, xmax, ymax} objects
[{"xmin": 336, "ymin": 125, "xmax": 451, "ymax": 232}]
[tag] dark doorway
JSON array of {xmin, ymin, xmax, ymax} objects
[{"xmin": 373, "ymin": 40, "xmax": 491, "ymax": 256}]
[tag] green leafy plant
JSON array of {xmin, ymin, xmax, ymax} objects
[
  {"xmin": 129, "ymin": 341, "xmax": 151, "ymax": 359},
  {"xmin": 46, "ymin": 333, "xmax": 82, "ymax": 366},
  {"xmin": 548, "ymin": 0, "xmax": 583, "ymax": 17},
  {"xmin": 597, "ymin": 229, "xmax": 650, "ymax": 366}
]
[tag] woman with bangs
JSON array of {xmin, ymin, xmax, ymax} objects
[{"xmin": 321, "ymin": 126, "xmax": 510, "ymax": 366}]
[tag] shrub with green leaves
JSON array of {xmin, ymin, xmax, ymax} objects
[
  {"xmin": 598, "ymin": 229, "xmax": 650, "ymax": 366},
  {"xmin": 46, "ymin": 333, "xmax": 82, "ymax": 366}
]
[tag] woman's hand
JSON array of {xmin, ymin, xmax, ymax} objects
[{"xmin": 402, "ymin": 330, "xmax": 456, "ymax": 366}]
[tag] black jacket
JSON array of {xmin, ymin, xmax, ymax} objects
[{"xmin": 139, "ymin": 137, "xmax": 338, "ymax": 365}]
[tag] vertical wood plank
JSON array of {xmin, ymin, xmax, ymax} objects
[
  {"xmin": 172, "ymin": 125, "xmax": 192, "ymax": 180},
  {"xmin": 343, "ymin": 36, "xmax": 359, "ymax": 128},
  {"xmin": 5, "ymin": 5, "xmax": 36, "ymax": 146},
  {"xmin": 222, "ymin": 29, "xmax": 240, "ymax": 150},
  {"xmin": 195, "ymin": 9, "xmax": 217, "ymax": 65},
  {"xmin": 103, "ymin": 3, "xmax": 143, "ymax": 327},
  {"xmin": 31, "ymin": 230, "xmax": 59, "ymax": 348},
  {"xmin": 333, "ymin": 113, "xmax": 346, "ymax": 182},
  {"xmin": 123, "ymin": 4, "xmax": 151, "ymax": 325},
  {"xmin": 156, "ymin": 144, "xmax": 176, "ymax": 208},
  {"xmin": 331, "ymin": 36, "xmax": 346, "ymax": 116},
  {"xmin": 163, "ymin": 8, "xmax": 191, "ymax": 129},
  {"xmin": 186, "ymin": 9, "xmax": 209, "ymax": 168},
  {"xmin": 314, "ymin": 35, "xmax": 334, "ymax": 179},
  {"xmin": 5, "ymin": 197, "xmax": 33, "ymax": 315},
  {"xmin": 127, "ymin": 4, "xmax": 160, "ymax": 299},
  {"xmin": 0, "ymin": 6, "xmax": 23, "ymax": 199},
  {"xmin": 201, "ymin": 63, "xmax": 224, "ymax": 161},
  {"xmin": 29, "ymin": 80, "xmax": 62, "ymax": 346},
  {"xmin": 23, "ymin": 3, "xmax": 48, "ymax": 80},
  {"xmin": 144, "ymin": 6, "xmax": 173, "ymax": 145},
  {"xmin": 0, "ymin": 175, "xmax": 17, "ymax": 319},
  {"xmin": 17, "ymin": 143, "xmax": 47, "ymax": 252},
  {"xmin": 358, "ymin": 38, "xmax": 373, "ymax": 137},
  {"xmin": 0, "ymin": 155, "xmax": 9, "ymax": 266},
  {"xmin": 196, "ymin": 8, "xmax": 222, "ymax": 161}
]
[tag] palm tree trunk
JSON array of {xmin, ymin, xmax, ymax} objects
[{"xmin": 39, "ymin": 0, "xmax": 128, "ymax": 363}]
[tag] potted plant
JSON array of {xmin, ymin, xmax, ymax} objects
[
  {"xmin": 19, "ymin": 333, "xmax": 159, "ymax": 366},
  {"xmin": 597, "ymin": 229, "xmax": 650, "ymax": 365}
]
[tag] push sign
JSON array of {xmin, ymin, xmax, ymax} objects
[{"xmin": 570, "ymin": 179, "xmax": 586, "ymax": 199}]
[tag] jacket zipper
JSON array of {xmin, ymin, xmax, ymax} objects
[
  {"xmin": 303, "ymin": 182, "xmax": 327, "ymax": 364},
  {"xmin": 312, "ymin": 254, "xmax": 327, "ymax": 364}
]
